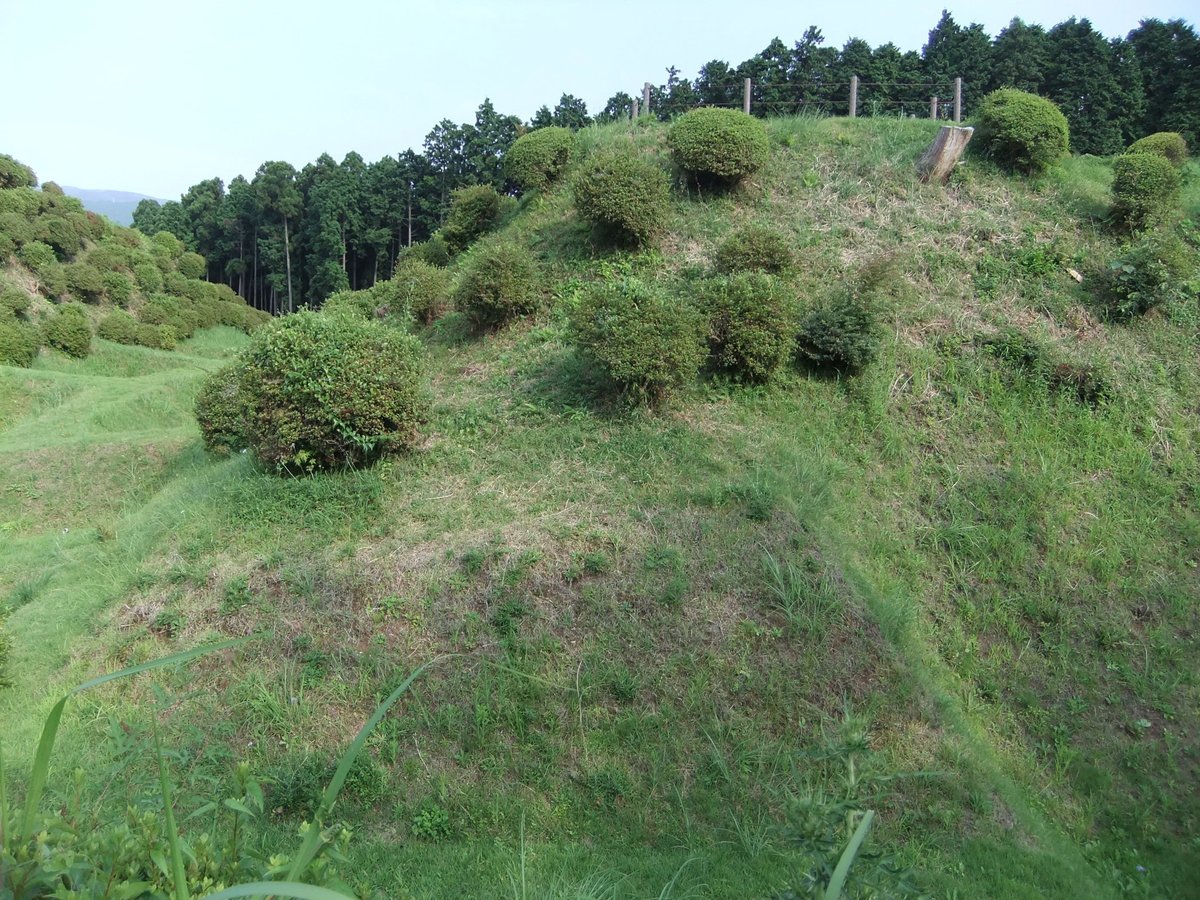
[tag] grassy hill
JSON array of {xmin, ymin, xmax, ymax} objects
[{"xmin": 1, "ymin": 116, "xmax": 1198, "ymax": 898}]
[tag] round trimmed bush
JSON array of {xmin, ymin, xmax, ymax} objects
[
  {"xmin": 701, "ymin": 273, "xmax": 797, "ymax": 382},
  {"xmin": 571, "ymin": 278, "xmax": 704, "ymax": 405},
  {"xmin": 505, "ymin": 127, "xmax": 575, "ymax": 192},
  {"xmin": 18, "ymin": 240, "xmax": 56, "ymax": 273},
  {"xmin": 101, "ymin": 271, "xmax": 134, "ymax": 307},
  {"xmin": 1110, "ymin": 152, "xmax": 1182, "ymax": 231},
  {"xmin": 975, "ymin": 89, "xmax": 1070, "ymax": 174},
  {"xmin": 231, "ymin": 310, "xmax": 428, "ymax": 472},
  {"xmin": 64, "ymin": 262, "xmax": 105, "ymax": 302},
  {"xmin": 572, "ymin": 150, "xmax": 670, "ymax": 245},
  {"xmin": 136, "ymin": 323, "xmax": 177, "ymax": 350},
  {"xmin": 713, "ymin": 224, "xmax": 794, "ymax": 274},
  {"xmin": 795, "ymin": 291, "xmax": 881, "ymax": 373},
  {"xmin": 134, "ymin": 261, "xmax": 163, "ymax": 293},
  {"xmin": 97, "ymin": 309, "xmax": 140, "ymax": 345},
  {"xmin": 454, "ymin": 241, "xmax": 540, "ymax": 328},
  {"xmin": 667, "ymin": 108, "xmax": 770, "ymax": 184},
  {"xmin": 390, "ymin": 258, "xmax": 453, "ymax": 325},
  {"xmin": 1128, "ymin": 132, "xmax": 1188, "ymax": 168},
  {"xmin": 441, "ymin": 184, "xmax": 503, "ymax": 254},
  {"xmin": 1, "ymin": 285, "xmax": 31, "ymax": 318},
  {"xmin": 0, "ymin": 319, "xmax": 39, "ymax": 366},
  {"xmin": 177, "ymin": 251, "xmax": 206, "ymax": 279},
  {"xmin": 195, "ymin": 361, "xmax": 250, "ymax": 453},
  {"xmin": 407, "ymin": 234, "xmax": 451, "ymax": 268},
  {"xmin": 43, "ymin": 304, "xmax": 92, "ymax": 357}
]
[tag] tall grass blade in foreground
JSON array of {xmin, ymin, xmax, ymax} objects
[
  {"xmin": 154, "ymin": 721, "xmax": 191, "ymax": 900},
  {"xmin": 205, "ymin": 884, "xmax": 356, "ymax": 900},
  {"xmin": 823, "ymin": 809, "xmax": 875, "ymax": 900}
]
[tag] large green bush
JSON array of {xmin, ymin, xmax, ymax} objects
[
  {"xmin": 0, "ymin": 154, "xmax": 36, "ymax": 189},
  {"xmin": 713, "ymin": 224, "xmax": 794, "ymax": 274},
  {"xmin": 1, "ymin": 284, "xmax": 31, "ymax": 318},
  {"xmin": 701, "ymin": 273, "xmax": 797, "ymax": 382},
  {"xmin": 505, "ymin": 127, "xmax": 575, "ymax": 192},
  {"xmin": 101, "ymin": 271, "xmax": 134, "ymax": 306},
  {"xmin": 0, "ymin": 318, "xmax": 39, "ymax": 366},
  {"xmin": 667, "ymin": 108, "xmax": 770, "ymax": 184},
  {"xmin": 1110, "ymin": 152, "xmax": 1182, "ymax": 231},
  {"xmin": 571, "ymin": 278, "xmax": 704, "ymax": 405},
  {"xmin": 177, "ymin": 251, "xmax": 207, "ymax": 279},
  {"xmin": 391, "ymin": 258, "xmax": 453, "ymax": 325},
  {"xmin": 796, "ymin": 290, "xmax": 882, "ymax": 373},
  {"xmin": 406, "ymin": 234, "xmax": 451, "ymax": 268},
  {"xmin": 1127, "ymin": 132, "xmax": 1188, "ymax": 167},
  {"xmin": 441, "ymin": 185, "xmax": 503, "ymax": 254},
  {"xmin": 136, "ymin": 323, "xmax": 177, "ymax": 350},
  {"xmin": 572, "ymin": 150, "xmax": 670, "ymax": 245},
  {"xmin": 231, "ymin": 310, "xmax": 429, "ymax": 472},
  {"xmin": 140, "ymin": 293, "xmax": 198, "ymax": 339},
  {"xmin": 195, "ymin": 361, "xmax": 250, "ymax": 453},
  {"xmin": 133, "ymin": 261, "xmax": 163, "ymax": 293},
  {"xmin": 18, "ymin": 240, "xmax": 56, "ymax": 272},
  {"xmin": 64, "ymin": 262, "xmax": 105, "ymax": 302},
  {"xmin": 97, "ymin": 309, "xmax": 140, "ymax": 345},
  {"xmin": 975, "ymin": 89, "xmax": 1070, "ymax": 175},
  {"xmin": 42, "ymin": 304, "xmax": 92, "ymax": 357},
  {"xmin": 454, "ymin": 241, "xmax": 541, "ymax": 328}
]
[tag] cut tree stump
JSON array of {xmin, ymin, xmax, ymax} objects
[{"xmin": 917, "ymin": 125, "xmax": 974, "ymax": 183}]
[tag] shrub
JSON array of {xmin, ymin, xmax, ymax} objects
[
  {"xmin": 668, "ymin": 108, "xmax": 770, "ymax": 184},
  {"xmin": 796, "ymin": 290, "xmax": 882, "ymax": 373},
  {"xmin": 177, "ymin": 251, "xmax": 207, "ymax": 279},
  {"xmin": 571, "ymin": 277, "xmax": 704, "ymax": 405},
  {"xmin": 454, "ymin": 241, "xmax": 541, "ymax": 328},
  {"xmin": 392, "ymin": 258, "xmax": 453, "ymax": 325},
  {"xmin": 0, "ymin": 154, "xmax": 36, "ymax": 189},
  {"xmin": 97, "ymin": 309, "xmax": 140, "ymax": 344},
  {"xmin": 42, "ymin": 304, "xmax": 92, "ymax": 357},
  {"xmin": 195, "ymin": 361, "xmax": 250, "ymax": 453},
  {"xmin": 975, "ymin": 89, "xmax": 1070, "ymax": 174},
  {"xmin": 230, "ymin": 310, "xmax": 428, "ymax": 472},
  {"xmin": 1101, "ymin": 226, "xmax": 1199, "ymax": 319},
  {"xmin": 36, "ymin": 215, "xmax": 85, "ymax": 257},
  {"xmin": 322, "ymin": 288, "xmax": 384, "ymax": 322},
  {"xmin": 163, "ymin": 271, "xmax": 189, "ymax": 296},
  {"xmin": 1127, "ymin": 132, "xmax": 1188, "ymax": 167},
  {"xmin": 407, "ymin": 234, "xmax": 451, "ymax": 268},
  {"xmin": 572, "ymin": 149, "xmax": 670, "ymax": 245},
  {"xmin": 152, "ymin": 230, "xmax": 184, "ymax": 259},
  {"xmin": 713, "ymin": 224, "xmax": 794, "ymax": 274},
  {"xmin": 1110, "ymin": 152, "xmax": 1182, "ymax": 231},
  {"xmin": 441, "ymin": 185, "xmax": 503, "ymax": 254},
  {"xmin": 64, "ymin": 262, "xmax": 105, "ymax": 302},
  {"xmin": 1, "ymin": 285, "xmax": 30, "ymax": 318},
  {"xmin": 133, "ymin": 261, "xmax": 163, "ymax": 293},
  {"xmin": 136, "ymin": 323, "xmax": 177, "ymax": 350},
  {"xmin": 505, "ymin": 126, "xmax": 575, "ymax": 192},
  {"xmin": 0, "ymin": 318, "xmax": 39, "ymax": 366},
  {"xmin": 18, "ymin": 240, "xmax": 56, "ymax": 273},
  {"xmin": 140, "ymin": 293, "xmax": 198, "ymax": 338},
  {"xmin": 218, "ymin": 300, "xmax": 268, "ymax": 333},
  {"xmin": 701, "ymin": 273, "xmax": 797, "ymax": 381}
]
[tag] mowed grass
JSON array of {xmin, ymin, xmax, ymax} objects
[{"xmin": 2, "ymin": 118, "xmax": 1198, "ymax": 898}]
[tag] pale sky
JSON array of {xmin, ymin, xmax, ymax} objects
[{"xmin": 2, "ymin": 0, "xmax": 1194, "ymax": 199}]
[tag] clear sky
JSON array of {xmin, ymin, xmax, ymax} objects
[{"xmin": 2, "ymin": 0, "xmax": 1194, "ymax": 199}]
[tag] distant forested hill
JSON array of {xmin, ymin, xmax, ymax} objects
[{"xmin": 62, "ymin": 186, "xmax": 165, "ymax": 226}]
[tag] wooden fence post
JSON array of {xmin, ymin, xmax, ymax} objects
[
  {"xmin": 631, "ymin": 99, "xmax": 639, "ymax": 119},
  {"xmin": 953, "ymin": 77, "xmax": 962, "ymax": 123},
  {"xmin": 643, "ymin": 82, "xmax": 651, "ymax": 116},
  {"xmin": 849, "ymin": 75, "xmax": 858, "ymax": 118},
  {"xmin": 743, "ymin": 78, "xmax": 751, "ymax": 115},
  {"xmin": 930, "ymin": 96, "xmax": 939, "ymax": 120}
]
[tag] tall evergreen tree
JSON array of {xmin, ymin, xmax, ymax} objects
[
  {"xmin": 1045, "ymin": 18, "xmax": 1139, "ymax": 155},
  {"xmin": 988, "ymin": 18, "xmax": 1051, "ymax": 94},
  {"xmin": 922, "ymin": 10, "xmax": 992, "ymax": 114},
  {"xmin": 253, "ymin": 161, "xmax": 301, "ymax": 313},
  {"xmin": 1128, "ymin": 19, "xmax": 1200, "ymax": 146}
]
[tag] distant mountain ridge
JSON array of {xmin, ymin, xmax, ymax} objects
[{"xmin": 61, "ymin": 186, "xmax": 166, "ymax": 227}]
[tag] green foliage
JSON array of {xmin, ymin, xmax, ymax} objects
[
  {"xmin": 406, "ymin": 234, "xmax": 451, "ymax": 268},
  {"xmin": 96, "ymin": 308, "xmax": 140, "ymax": 345},
  {"xmin": 141, "ymin": 293, "xmax": 198, "ymax": 339},
  {"xmin": 1127, "ymin": 132, "xmax": 1189, "ymax": 167},
  {"xmin": 796, "ymin": 289, "xmax": 881, "ymax": 374},
  {"xmin": 42, "ymin": 303, "xmax": 92, "ymax": 357},
  {"xmin": 505, "ymin": 126, "xmax": 575, "ymax": 192},
  {"xmin": 1110, "ymin": 152, "xmax": 1182, "ymax": 231},
  {"xmin": 232, "ymin": 310, "xmax": 428, "ymax": 472},
  {"xmin": 0, "ymin": 153, "xmax": 36, "ymax": 189},
  {"xmin": 177, "ymin": 250, "xmax": 207, "ymax": 279},
  {"xmin": 18, "ymin": 239, "xmax": 56, "ymax": 272},
  {"xmin": 453, "ymin": 241, "xmax": 541, "ymax": 328},
  {"xmin": 390, "ymin": 258, "xmax": 453, "ymax": 325},
  {"xmin": 1, "ymin": 284, "xmax": 31, "ymax": 318},
  {"xmin": 134, "ymin": 261, "xmax": 164, "ymax": 293},
  {"xmin": 571, "ymin": 277, "xmax": 704, "ymax": 405},
  {"xmin": 410, "ymin": 804, "xmax": 452, "ymax": 842},
  {"xmin": 0, "ymin": 317, "xmax": 39, "ymax": 366},
  {"xmin": 975, "ymin": 89, "xmax": 1070, "ymax": 174},
  {"xmin": 136, "ymin": 322, "xmax": 178, "ymax": 350},
  {"xmin": 196, "ymin": 361, "xmax": 250, "ymax": 453},
  {"xmin": 571, "ymin": 149, "xmax": 670, "ymax": 245},
  {"xmin": 64, "ymin": 261, "xmax": 105, "ymax": 302},
  {"xmin": 667, "ymin": 108, "xmax": 770, "ymax": 184},
  {"xmin": 701, "ymin": 273, "xmax": 798, "ymax": 382},
  {"xmin": 100, "ymin": 270, "xmax": 134, "ymax": 306},
  {"xmin": 1101, "ymin": 225, "xmax": 1199, "ymax": 319},
  {"xmin": 441, "ymin": 184, "xmax": 503, "ymax": 254},
  {"xmin": 713, "ymin": 224, "xmax": 795, "ymax": 274},
  {"xmin": 152, "ymin": 230, "xmax": 185, "ymax": 260},
  {"xmin": 0, "ymin": 617, "xmax": 9, "ymax": 688}
]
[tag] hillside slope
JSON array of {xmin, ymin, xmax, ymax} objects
[{"xmin": 2, "ymin": 117, "xmax": 1198, "ymax": 898}]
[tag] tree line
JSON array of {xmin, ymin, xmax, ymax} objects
[{"xmin": 131, "ymin": 12, "xmax": 1198, "ymax": 313}]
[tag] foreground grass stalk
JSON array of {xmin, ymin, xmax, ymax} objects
[{"xmin": 823, "ymin": 809, "xmax": 874, "ymax": 900}]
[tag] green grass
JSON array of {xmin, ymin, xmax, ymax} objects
[{"xmin": 1, "ymin": 117, "xmax": 1198, "ymax": 897}]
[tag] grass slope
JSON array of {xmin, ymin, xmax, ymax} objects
[{"xmin": 2, "ymin": 119, "xmax": 1198, "ymax": 898}]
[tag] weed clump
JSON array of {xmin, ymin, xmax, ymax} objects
[
  {"xmin": 218, "ymin": 310, "xmax": 428, "ymax": 472},
  {"xmin": 96, "ymin": 309, "xmax": 139, "ymax": 344},
  {"xmin": 975, "ymin": 89, "xmax": 1069, "ymax": 174},
  {"xmin": 571, "ymin": 149, "xmax": 670, "ymax": 246},
  {"xmin": 701, "ymin": 273, "xmax": 797, "ymax": 382},
  {"xmin": 668, "ymin": 108, "xmax": 770, "ymax": 186},
  {"xmin": 42, "ymin": 303, "xmax": 92, "ymax": 357},
  {"xmin": 1127, "ymin": 132, "xmax": 1188, "ymax": 167},
  {"xmin": 713, "ymin": 224, "xmax": 794, "ymax": 274},
  {"xmin": 441, "ymin": 184, "xmax": 503, "ymax": 254},
  {"xmin": 1101, "ymin": 226, "xmax": 1198, "ymax": 319},
  {"xmin": 454, "ymin": 241, "xmax": 541, "ymax": 328},
  {"xmin": 571, "ymin": 277, "xmax": 704, "ymax": 405},
  {"xmin": 1110, "ymin": 152, "xmax": 1182, "ymax": 231},
  {"xmin": 505, "ymin": 126, "xmax": 575, "ymax": 192}
]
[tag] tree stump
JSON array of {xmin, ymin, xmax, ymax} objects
[{"xmin": 917, "ymin": 125, "xmax": 974, "ymax": 183}]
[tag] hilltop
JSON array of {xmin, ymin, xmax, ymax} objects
[{"xmin": 1, "ymin": 116, "xmax": 1198, "ymax": 898}]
